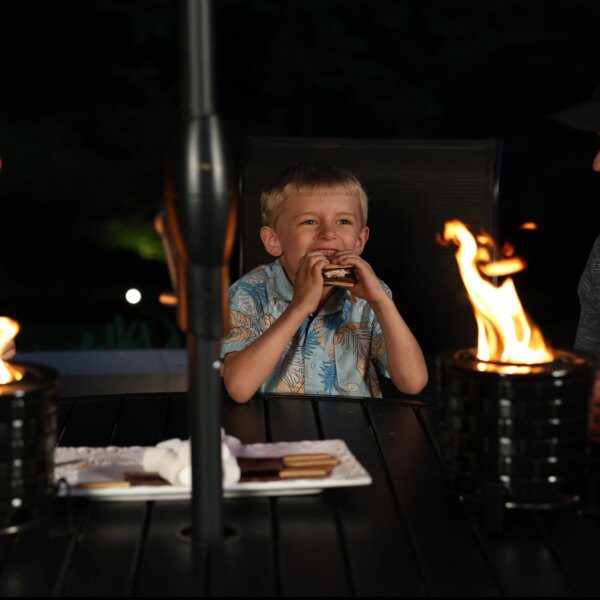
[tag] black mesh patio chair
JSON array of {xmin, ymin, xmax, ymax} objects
[{"xmin": 238, "ymin": 136, "xmax": 502, "ymax": 369}]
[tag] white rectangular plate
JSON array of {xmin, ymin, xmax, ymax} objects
[{"xmin": 54, "ymin": 439, "xmax": 372, "ymax": 501}]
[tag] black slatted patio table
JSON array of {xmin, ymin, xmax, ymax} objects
[{"xmin": 1, "ymin": 377, "xmax": 600, "ymax": 596}]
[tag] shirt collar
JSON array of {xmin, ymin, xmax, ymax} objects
[
  {"xmin": 270, "ymin": 258, "xmax": 294, "ymax": 302},
  {"xmin": 269, "ymin": 258, "xmax": 348, "ymax": 315}
]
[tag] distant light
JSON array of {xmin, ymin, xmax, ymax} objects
[
  {"xmin": 159, "ymin": 292, "xmax": 178, "ymax": 306},
  {"xmin": 519, "ymin": 222, "xmax": 539, "ymax": 231},
  {"xmin": 126, "ymin": 288, "xmax": 142, "ymax": 304}
]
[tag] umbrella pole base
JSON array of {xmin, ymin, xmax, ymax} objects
[{"xmin": 176, "ymin": 523, "xmax": 239, "ymax": 546}]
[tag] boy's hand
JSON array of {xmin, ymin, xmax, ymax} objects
[
  {"xmin": 1, "ymin": 340, "xmax": 16, "ymax": 361},
  {"xmin": 289, "ymin": 252, "xmax": 330, "ymax": 315},
  {"xmin": 333, "ymin": 251, "xmax": 388, "ymax": 305}
]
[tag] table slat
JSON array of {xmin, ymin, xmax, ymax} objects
[
  {"xmin": 369, "ymin": 402, "xmax": 501, "ymax": 596},
  {"xmin": 135, "ymin": 501, "xmax": 206, "ymax": 596},
  {"xmin": 61, "ymin": 502, "xmax": 149, "ymax": 597},
  {"xmin": 418, "ymin": 405, "xmax": 575, "ymax": 596},
  {"xmin": 0, "ymin": 396, "xmax": 122, "ymax": 596},
  {"xmin": 221, "ymin": 396, "xmax": 267, "ymax": 444},
  {"xmin": 203, "ymin": 397, "xmax": 278, "ymax": 596},
  {"xmin": 209, "ymin": 498, "xmax": 278, "ymax": 597},
  {"xmin": 266, "ymin": 396, "xmax": 319, "ymax": 442},
  {"xmin": 268, "ymin": 397, "xmax": 352, "ymax": 596},
  {"xmin": 111, "ymin": 395, "xmax": 169, "ymax": 446},
  {"xmin": 0, "ymin": 538, "xmax": 12, "ymax": 566},
  {"xmin": 59, "ymin": 397, "xmax": 123, "ymax": 447},
  {"xmin": 0, "ymin": 501, "xmax": 88, "ymax": 597},
  {"xmin": 532, "ymin": 510, "xmax": 600, "ymax": 596},
  {"xmin": 136, "ymin": 396, "xmax": 274, "ymax": 597},
  {"xmin": 129, "ymin": 394, "xmax": 196, "ymax": 595},
  {"xmin": 316, "ymin": 399, "xmax": 425, "ymax": 595},
  {"xmin": 60, "ymin": 395, "xmax": 169, "ymax": 596},
  {"xmin": 56, "ymin": 399, "xmax": 75, "ymax": 444},
  {"xmin": 161, "ymin": 394, "xmax": 188, "ymax": 440},
  {"xmin": 472, "ymin": 510, "xmax": 573, "ymax": 596}
]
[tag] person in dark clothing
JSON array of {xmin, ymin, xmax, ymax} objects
[{"xmin": 550, "ymin": 82, "xmax": 600, "ymax": 442}]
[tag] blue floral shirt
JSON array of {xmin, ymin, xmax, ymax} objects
[{"xmin": 220, "ymin": 259, "xmax": 391, "ymax": 397}]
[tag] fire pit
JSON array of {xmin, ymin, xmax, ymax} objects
[
  {"xmin": 438, "ymin": 222, "xmax": 594, "ymax": 522},
  {"xmin": 439, "ymin": 349, "xmax": 593, "ymax": 509},
  {"xmin": 1, "ymin": 318, "xmax": 58, "ymax": 534}
]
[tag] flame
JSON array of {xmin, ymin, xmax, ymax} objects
[
  {"xmin": 501, "ymin": 242, "xmax": 515, "ymax": 257},
  {"xmin": 443, "ymin": 220, "xmax": 554, "ymax": 366},
  {"xmin": 0, "ymin": 317, "xmax": 24, "ymax": 384},
  {"xmin": 476, "ymin": 232, "xmax": 494, "ymax": 246},
  {"xmin": 479, "ymin": 257, "xmax": 526, "ymax": 277}
]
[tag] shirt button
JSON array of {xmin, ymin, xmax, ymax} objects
[{"xmin": 310, "ymin": 362, "xmax": 316, "ymax": 368}]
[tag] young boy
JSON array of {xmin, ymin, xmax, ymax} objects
[{"xmin": 221, "ymin": 162, "xmax": 427, "ymax": 403}]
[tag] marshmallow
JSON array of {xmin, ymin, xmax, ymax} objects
[
  {"xmin": 143, "ymin": 432, "xmax": 242, "ymax": 486},
  {"xmin": 221, "ymin": 443, "xmax": 232, "ymax": 461},
  {"xmin": 222, "ymin": 432, "xmax": 242, "ymax": 457},
  {"xmin": 142, "ymin": 447, "xmax": 171, "ymax": 472},
  {"xmin": 176, "ymin": 440, "xmax": 191, "ymax": 465},
  {"xmin": 156, "ymin": 438, "xmax": 183, "ymax": 452},
  {"xmin": 178, "ymin": 465, "xmax": 191, "ymax": 486},
  {"xmin": 157, "ymin": 449, "xmax": 185, "ymax": 486},
  {"xmin": 175, "ymin": 459, "xmax": 239, "ymax": 486},
  {"xmin": 223, "ymin": 456, "xmax": 241, "ymax": 485}
]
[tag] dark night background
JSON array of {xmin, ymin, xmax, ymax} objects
[{"xmin": 0, "ymin": 0, "xmax": 598, "ymax": 351}]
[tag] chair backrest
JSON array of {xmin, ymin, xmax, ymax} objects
[{"xmin": 239, "ymin": 137, "xmax": 501, "ymax": 355}]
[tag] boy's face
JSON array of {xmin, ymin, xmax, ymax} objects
[{"xmin": 260, "ymin": 193, "xmax": 369, "ymax": 279}]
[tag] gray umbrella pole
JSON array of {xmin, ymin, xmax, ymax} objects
[
  {"xmin": 188, "ymin": 334, "xmax": 223, "ymax": 546},
  {"xmin": 176, "ymin": 0, "xmax": 229, "ymax": 547}
]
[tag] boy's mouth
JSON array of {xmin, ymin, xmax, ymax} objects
[{"xmin": 312, "ymin": 248, "xmax": 338, "ymax": 258}]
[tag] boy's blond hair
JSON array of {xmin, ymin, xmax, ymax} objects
[{"xmin": 260, "ymin": 162, "xmax": 368, "ymax": 228}]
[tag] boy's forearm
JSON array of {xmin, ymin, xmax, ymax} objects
[
  {"xmin": 371, "ymin": 296, "xmax": 428, "ymax": 394},
  {"xmin": 223, "ymin": 305, "xmax": 308, "ymax": 403}
]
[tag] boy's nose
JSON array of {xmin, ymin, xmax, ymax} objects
[{"xmin": 318, "ymin": 224, "xmax": 336, "ymax": 239}]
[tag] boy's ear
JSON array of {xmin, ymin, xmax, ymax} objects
[
  {"xmin": 354, "ymin": 226, "xmax": 370, "ymax": 255},
  {"xmin": 260, "ymin": 226, "xmax": 283, "ymax": 257}
]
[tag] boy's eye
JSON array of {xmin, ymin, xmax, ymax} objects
[
  {"xmin": 338, "ymin": 219, "xmax": 352, "ymax": 225},
  {"xmin": 301, "ymin": 219, "xmax": 317, "ymax": 225}
]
